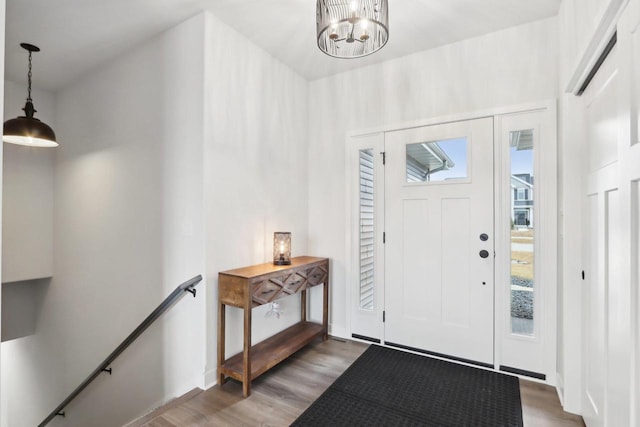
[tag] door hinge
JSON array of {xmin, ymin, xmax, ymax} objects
[
  {"xmin": 381, "ymin": 151, "xmax": 386, "ymax": 165},
  {"xmin": 582, "ymin": 270, "xmax": 585, "ymax": 280},
  {"xmin": 383, "ymin": 310, "xmax": 386, "ymax": 322},
  {"xmin": 383, "ymin": 232, "xmax": 386, "ymax": 244}
]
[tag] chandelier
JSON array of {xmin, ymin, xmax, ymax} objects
[{"xmin": 316, "ymin": 0, "xmax": 389, "ymax": 59}]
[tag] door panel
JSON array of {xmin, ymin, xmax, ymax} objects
[
  {"xmin": 583, "ymin": 193, "xmax": 604, "ymax": 424},
  {"xmin": 606, "ymin": 189, "xmax": 628, "ymax": 427},
  {"xmin": 384, "ymin": 118, "xmax": 494, "ymax": 365},
  {"xmin": 401, "ymin": 199, "xmax": 435, "ymax": 321},
  {"xmin": 581, "ymin": 43, "xmax": 628, "ymax": 427},
  {"xmin": 441, "ymin": 197, "xmax": 472, "ymax": 328}
]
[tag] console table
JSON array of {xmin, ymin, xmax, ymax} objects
[{"xmin": 217, "ymin": 256, "xmax": 329, "ymax": 397}]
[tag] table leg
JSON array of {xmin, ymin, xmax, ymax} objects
[
  {"xmin": 243, "ymin": 298, "xmax": 252, "ymax": 397},
  {"xmin": 301, "ymin": 289, "xmax": 307, "ymax": 322},
  {"xmin": 323, "ymin": 266, "xmax": 329, "ymax": 341},
  {"xmin": 217, "ymin": 302, "xmax": 226, "ymax": 386}
]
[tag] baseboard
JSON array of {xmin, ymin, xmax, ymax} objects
[
  {"xmin": 204, "ymin": 367, "xmax": 218, "ymax": 389},
  {"xmin": 556, "ymin": 372, "xmax": 565, "ymax": 407},
  {"xmin": 124, "ymin": 388, "xmax": 203, "ymax": 427},
  {"xmin": 554, "ymin": 373, "xmax": 582, "ymax": 416},
  {"xmin": 329, "ymin": 323, "xmax": 347, "ymax": 339}
]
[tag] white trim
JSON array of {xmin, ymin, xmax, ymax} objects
[
  {"xmin": 347, "ymin": 100, "xmax": 555, "ymax": 139},
  {"xmin": 512, "ymin": 175, "xmax": 533, "ymax": 188},
  {"xmin": 556, "ymin": 372, "xmax": 583, "ymax": 417},
  {"xmin": 619, "ymin": 34, "xmax": 640, "ymax": 427},
  {"xmin": 204, "ymin": 368, "xmax": 218, "ymax": 389},
  {"xmin": 344, "ymin": 100, "xmax": 557, "ymax": 386},
  {"xmin": 494, "ymin": 116, "xmax": 505, "ymax": 374},
  {"xmin": 329, "ymin": 323, "xmax": 348, "ymax": 339},
  {"xmin": 344, "ymin": 134, "xmax": 353, "ymax": 341},
  {"xmin": 565, "ymin": 0, "xmax": 629, "ymax": 94},
  {"xmin": 495, "ymin": 107, "xmax": 558, "ymax": 385},
  {"xmin": 345, "ymin": 132, "xmax": 385, "ymax": 342}
]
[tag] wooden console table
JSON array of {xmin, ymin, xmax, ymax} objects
[{"xmin": 217, "ymin": 256, "xmax": 329, "ymax": 397}]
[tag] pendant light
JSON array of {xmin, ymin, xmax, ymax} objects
[{"xmin": 3, "ymin": 43, "xmax": 57, "ymax": 147}]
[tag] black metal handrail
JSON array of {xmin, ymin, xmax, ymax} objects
[{"xmin": 39, "ymin": 275, "xmax": 203, "ymax": 427}]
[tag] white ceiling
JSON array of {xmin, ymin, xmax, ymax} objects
[{"xmin": 5, "ymin": 0, "xmax": 561, "ymax": 92}]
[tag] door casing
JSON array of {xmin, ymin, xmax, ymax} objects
[{"xmin": 345, "ymin": 101, "xmax": 557, "ymax": 384}]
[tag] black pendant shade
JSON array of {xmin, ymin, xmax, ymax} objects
[{"xmin": 3, "ymin": 43, "xmax": 58, "ymax": 147}]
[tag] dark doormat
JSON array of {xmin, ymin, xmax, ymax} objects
[{"xmin": 291, "ymin": 345, "xmax": 523, "ymax": 427}]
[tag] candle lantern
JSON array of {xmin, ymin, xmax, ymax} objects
[{"xmin": 273, "ymin": 232, "xmax": 292, "ymax": 265}]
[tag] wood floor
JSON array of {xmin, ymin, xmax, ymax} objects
[{"xmin": 131, "ymin": 338, "xmax": 585, "ymax": 427}]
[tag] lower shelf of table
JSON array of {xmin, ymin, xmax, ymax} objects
[{"xmin": 219, "ymin": 321, "xmax": 325, "ymax": 382}]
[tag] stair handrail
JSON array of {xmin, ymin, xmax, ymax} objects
[{"xmin": 38, "ymin": 275, "xmax": 203, "ymax": 427}]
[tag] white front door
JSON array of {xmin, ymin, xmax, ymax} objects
[{"xmin": 384, "ymin": 118, "xmax": 495, "ymax": 366}]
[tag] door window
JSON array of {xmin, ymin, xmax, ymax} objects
[{"xmin": 406, "ymin": 137, "xmax": 468, "ymax": 183}]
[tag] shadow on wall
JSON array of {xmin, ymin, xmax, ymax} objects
[{"xmin": 1, "ymin": 277, "xmax": 51, "ymax": 342}]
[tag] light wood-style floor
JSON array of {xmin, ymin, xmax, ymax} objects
[{"xmin": 132, "ymin": 338, "xmax": 585, "ymax": 427}]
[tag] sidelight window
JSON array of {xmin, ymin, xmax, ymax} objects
[
  {"xmin": 510, "ymin": 129, "xmax": 535, "ymax": 335},
  {"xmin": 359, "ymin": 149, "xmax": 375, "ymax": 310}
]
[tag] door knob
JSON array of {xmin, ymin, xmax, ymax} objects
[{"xmin": 479, "ymin": 250, "xmax": 489, "ymax": 258}]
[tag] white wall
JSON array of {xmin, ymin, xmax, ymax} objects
[
  {"xmin": 1, "ymin": 13, "xmax": 207, "ymax": 427},
  {"xmin": 202, "ymin": 11, "xmax": 309, "ymax": 382},
  {"xmin": 0, "ymin": 81, "xmax": 57, "ymax": 425},
  {"xmin": 2, "ymin": 80, "xmax": 54, "ymax": 283},
  {"xmin": 308, "ymin": 17, "xmax": 559, "ymax": 338},
  {"xmin": 1, "ymin": 81, "xmax": 54, "ymax": 347},
  {"xmin": 2, "ymin": 8, "xmax": 311, "ymax": 424},
  {"xmin": 1, "ymin": 278, "xmax": 50, "ymax": 342}
]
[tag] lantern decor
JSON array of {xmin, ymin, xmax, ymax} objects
[{"xmin": 273, "ymin": 232, "xmax": 292, "ymax": 265}]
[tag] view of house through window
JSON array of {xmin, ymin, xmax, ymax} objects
[{"xmin": 510, "ymin": 129, "xmax": 535, "ymax": 335}]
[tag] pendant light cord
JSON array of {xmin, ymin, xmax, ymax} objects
[{"xmin": 27, "ymin": 50, "xmax": 32, "ymax": 103}]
